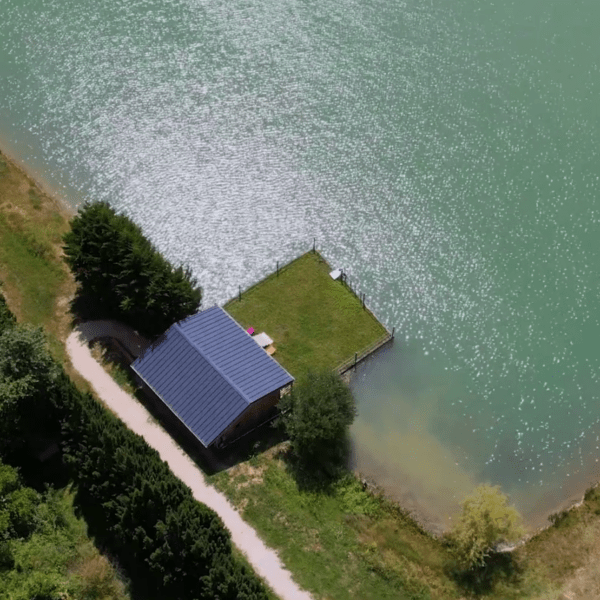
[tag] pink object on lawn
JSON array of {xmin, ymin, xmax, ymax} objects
[{"xmin": 247, "ymin": 327, "xmax": 255, "ymax": 335}]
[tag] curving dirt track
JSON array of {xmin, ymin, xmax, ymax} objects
[{"xmin": 66, "ymin": 321, "xmax": 313, "ymax": 600}]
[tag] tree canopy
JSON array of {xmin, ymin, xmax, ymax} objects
[
  {"xmin": 0, "ymin": 323, "xmax": 60, "ymax": 453},
  {"xmin": 278, "ymin": 370, "xmax": 357, "ymax": 472},
  {"xmin": 62, "ymin": 201, "xmax": 202, "ymax": 336},
  {"xmin": 448, "ymin": 484, "xmax": 526, "ymax": 570},
  {"xmin": 0, "ymin": 289, "xmax": 15, "ymax": 332},
  {"xmin": 0, "ymin": 293, "xmax": 268, "ymax": 600}
]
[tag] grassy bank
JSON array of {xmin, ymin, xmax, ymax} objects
[
  {"xmin": 4, "ymin": 148, "xmax": 600, "ymax": 600},
  {"xmin": 209, "ymin": 442, "xmax": 463, "ymax": 600},
  {"xmin": 513, "ymin": 487, "xmax": 600, "ymax": 599},
  {"xmin": 225, "ymin": 252, "xmax": 389, "ymax": 379},
  {"xmin": 0, "ymin": 150, "xmax": 81, "ymax": 372},
  {"xmin": 208, "ymin": 438, "xmax": 600, "ymax": 600}
]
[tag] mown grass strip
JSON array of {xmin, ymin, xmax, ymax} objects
[
  {"xmin": 0, "ymin": 150, "xmax": 80, "ymax": 371},
  {"xmin": 0, "ymin": 213, "xmax": 64, "ymax": 326}
]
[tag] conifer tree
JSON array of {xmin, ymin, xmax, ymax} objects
[
  {"xmin": 0, "ymin": 316, "xmax": 268, "ymax": 599},
  {"xmin": 0, "ymin": 322, "xmax": 60, "ymax": 452},
  {"xmin": 63, "ymin": 201, "xmax": 202, "ymax": 336}
]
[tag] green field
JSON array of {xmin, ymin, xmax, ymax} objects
[
  {"xmin": 210, "ymin": 443, "xmax": 458, "ymax": 600},
  {"xmin": 225, "ymin": 252, "xmax": 389, "ymax": 379}
]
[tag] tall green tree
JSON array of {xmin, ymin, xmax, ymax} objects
[
  {"xmin": 0, "ymin": 323, "xmax": 59, "ymax": 452},
  {"xmin": 447, "ymin": 484, "xmax": 526, "ymax": 571},
  {"xmin": 278, "ymin": 370, "xmax": 357, "ymax": 473},
  {"xmin": 63, "ymin": 201, "xmax": 202, "ymax": 336},
  {"xmin": 0, "ymin": 308, "xmax": 268, "ymax": 599}
]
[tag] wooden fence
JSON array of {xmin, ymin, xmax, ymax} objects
[
  {"xmin": 224, "ymin": 240, "xmax": 396, "ymax": 373},
  {"xmin": 335, "ymin": 331, "xmax": 394, "ymax": 375}
]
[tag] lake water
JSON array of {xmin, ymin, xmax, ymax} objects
[{"xmin": 2, "ymin": 0, "xmax": 600, "ymax": 530}]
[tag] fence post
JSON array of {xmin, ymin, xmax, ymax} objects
[
  {"xmin": 277, "ymin": 261, "xmax": 279, "ymax": 277},
  {"xmin": 362, "ymin": 293, "xmax": 365, "ymax": 309},
  {"xmin": 238, "ymin": 285, "xmax": 241, "ymax": 302},
  {"xmin": 354, "ymin": 352, "xmax": 357, "ymax": 369},
  {"xmin": 313, "ymin": 237, "xmax": 316, "ymax": 253},
  {"xmin": 392, "ymin": 326, "xmax": 395, "ymax": 339}
]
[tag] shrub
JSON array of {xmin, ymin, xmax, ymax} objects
[
  {"xmin": 28, "ymin": 189, "xmax": 42, "ymax": 210},
  {"xmin": 277, "ymin": 370, "xmax": 356, "ymax": 475},
  {"xmin": 0, "ymin": 321, "xmax": 61, "ymax": 453},
  {"xmin": 446, "ymin": 484, "xmax": 525, "ymax": 571},
  {"xmin": 0, "ymin": 289, "xmax": 16, "ymax": 332},
  {"xmin": 63, "ymin": 201, "xmax": 202, "ymax": 336}
]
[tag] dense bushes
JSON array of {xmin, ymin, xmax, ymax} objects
[
  {"xmin": 1, "ymin": 460, "xmax": 129, "ymax": 600},
  {"xmin": 277, "ymin": 370, "xmax": 356, "ymax": 477},
  {"xmin": 62, "ymin": 201, "xmax": 202, "ymax": 336},
  {"xmin": 0, "ymin": 295, "xmax": 267, "ymax": 600},
  {"xmin": 0, "ymin": 294, "xmax": 61, "ymax": 454},
  {"xmin": 54, "ymin": 370, "xmax": 266, "ymax": 599}
]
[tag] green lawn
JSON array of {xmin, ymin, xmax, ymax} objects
[
  {"xmin": 0, "ymin": 212, "xmax": 65, "ymax": 327},
  {"xmin": 210, "ymin": 444, "xmax": 460, "ymax": 600},
  {"xmin": 225, "ymin": 252, "xmax": 389, "ymax": 379},
  {"xmin": 0, "ymin": 150, "xmax": 79, "ymax": 367}
]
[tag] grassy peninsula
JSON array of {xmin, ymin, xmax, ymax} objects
[{"xmin": 225, "ymin": 251, "xmax": 389, "ymax": 379}]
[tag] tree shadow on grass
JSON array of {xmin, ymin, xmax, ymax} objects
[
  {"xmin": 279, "ymin": 435, "xmax": 352, "ymax": 495},
  {"xmin": 447, "ymin": 551, "xmax": 524, "ymax": 597},
  {"xmin": 69, "ymin": 291, "xmax": 118, "ymax": 326}
]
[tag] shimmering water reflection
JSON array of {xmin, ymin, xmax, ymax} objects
[{"xmin": 2, "ymin": 0, "xmax": 600, "ymax": 530}]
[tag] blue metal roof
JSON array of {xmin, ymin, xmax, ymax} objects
[{"xmin": 131, "ymin": 306, "xmax": 294, "ymax": 446}]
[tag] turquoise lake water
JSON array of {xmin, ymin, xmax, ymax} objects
[{"xmin": 2, "ymin": 0, "xmax": 600, "ymax": 529}]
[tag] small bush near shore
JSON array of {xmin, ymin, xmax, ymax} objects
[
  {"xmin": 28, "ymin": 188, "xmax": 42, "ymax": 210},
  {"xmin": 63, "ymin": 200, "xmax": 202, "ymax": 337},
  {"xmin": 277, "ymin": 370, "xmax": 356, "ymax": 481}
]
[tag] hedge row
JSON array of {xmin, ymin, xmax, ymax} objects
[
  {"xmin": 54, "ymin": 370, "xmax": 266, "ymax": 599},
  {"xmin": 0, "ymin": 294, "xmax": 268, "ymax": 600},
  {"xmin": 62, "ymin": 201, "xmax": 202, "ymax": 337}
]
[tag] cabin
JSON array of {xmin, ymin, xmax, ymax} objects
[{"xmin": 131, "ymin": 306, "xmax": 294, "ymax": 448}]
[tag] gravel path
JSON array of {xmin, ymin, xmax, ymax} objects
[{"xmin": 66, "ymin": 322, "xmax": 313, "ymax": 600}]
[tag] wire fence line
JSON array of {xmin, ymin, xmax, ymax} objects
[
  {"xmin": 223, "ymin": 246, "xmax": 314, "ymax": 307},
  {"xmin": 226, "ymin": 242, "xmax": 388, "ymax": 327},
  {"xmin": 335, "ymin": 331, "xmax": 394, "ymax": 375},
  {"xmin": 223, "ymin": 241, "xmax": 396, "ymax": 374}
]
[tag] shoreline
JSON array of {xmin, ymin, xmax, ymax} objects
[
  {"xmin": 2, "ymin": 138, "xmax": 599, "ymax": 549},
  {"xmin": 0, "ymin": 140, "xmax": 79, "ymax": 219}
]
